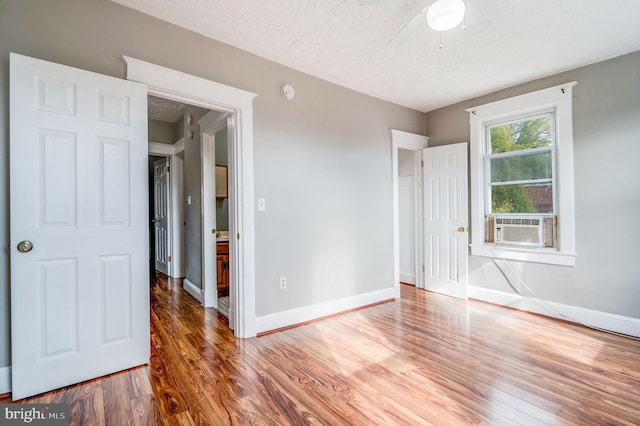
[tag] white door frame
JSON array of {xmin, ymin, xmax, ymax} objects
[
  {"xmin": 390, "ymin": 130, "xmax": 429, "ymax": 298},
  {"xmin": 149, "ymin": 139, "xmax": 186, "ymax": 279},
  {"xmin": 199, "ymin": 112, "xmax": 228, "ymax": 309},
  {"xmin": 126, "ymin": 56, "xmax": 257, "ymax": 338}
]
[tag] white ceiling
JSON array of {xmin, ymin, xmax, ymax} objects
[
  {"xmin": 148, "ymin": 95, "xmax": 187, "ymax": 123},
  {"xmin": 112, "ymin": 0, "xmax": 640, "ymax": 112}
]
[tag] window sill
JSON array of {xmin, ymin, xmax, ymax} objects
[{"xmin": 470, "ymin": 244, "xmax": 576, "ymax": 267}]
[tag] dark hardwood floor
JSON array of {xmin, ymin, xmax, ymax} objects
[{"xmin": 2, "ymin": 274, "xmax": 640, "ymax": 425}]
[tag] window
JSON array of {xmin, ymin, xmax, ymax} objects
[
  {"xmin": 487, "ymin": 112, "xmax": 555, "ymax": 215},
  {"xmin": 467, "ymin": 83, "xmax": 577, "ymax": 266}
]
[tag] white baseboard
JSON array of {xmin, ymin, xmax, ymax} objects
[
  {"xmin": 0, "ymin": 366, "xmax": 11, "ymax": 394},
  {"xmin": 256, "ymin": 287, "xmax": 395, "ymax": 334},
  {"xmin": 399, "ymin": 273, "xmax": 415, "ymax": 285},
  {"xmin": 469, "ymin": 286, "xmax": 640, "ymax": 338},
  {"xmin": 183, "ymin": 278, "xmax": 203, "ymax": 303}
]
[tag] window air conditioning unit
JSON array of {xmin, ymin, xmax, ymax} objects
[{"xmin": 487, "ymin": 216, "xmax": 555, "ymax": 247}]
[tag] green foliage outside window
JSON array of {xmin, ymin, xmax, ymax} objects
[
  {"xmin": 491, "ymin": 185, "xmax": 536, "ymax": 213},
  {"xmin": 489, "ymin": 116, "xmax": 553, "ymax": 214}
]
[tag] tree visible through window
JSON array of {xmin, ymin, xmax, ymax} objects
[{"xmin": 487, "ymin": 113, "xmax": 555, "ymax": 214}]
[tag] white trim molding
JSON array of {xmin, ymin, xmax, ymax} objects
[
  {"xmin": 148, "ymin": 138, "xmax": 185, "ymax": 156},
  {"xmin": 466, "ymin": 82, "xmax": 577, "ymax": 267},
  {"xmin": 124, "ymin": 55, "xmax": 258, "ymax": 338},
  {"xmin": 183, "ymin": 278, "xmax": 203, "ymax": 303},
  {"xmin": 148, "ymin": 141, "xmax": 175, "ymax": 156},
  {"xmin": 390, "ymin": 129, "xmax": 429, "ymax": 299},
  {"xmin": 256, "ymin": 288, "xmax": 395, "ymax": 334},
  {"xmin": 173, "ymin": 137, "xmax": 185, "ymax": 154},
  {"xmin": 469, "ymin": 286, "xmax": 640, "ymax": 338},
  {"xmin": 0, "ymin": 367, "xmax": 11, "ymax": 394}
]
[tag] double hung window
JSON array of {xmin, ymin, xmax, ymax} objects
[{"xmin": 467, "ymin": 83, "xmax": 577, "ymax": 266}]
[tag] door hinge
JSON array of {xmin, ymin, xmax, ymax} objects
[
  {"xmin": 421, "ymin": 160, "xmax": 424, "ymax": 168},
  {"xmin": 167, "ymin": 256, "xmax": 171, "ymax": 262},
  {"xmin": 422, "ymin": 265, "xmax": 425, "ymax": 272},
  {"xmin": 167, "ymin": 166, "xmax": 170, "ymax": 172},
  {"xmin": 237, "ymin": 232, "xmax": 240, "ymax": 240}
]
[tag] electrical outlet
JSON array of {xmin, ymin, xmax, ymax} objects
[{"xmin": 279, "ymin": 276, "xmax": 287, "ymax": 289}]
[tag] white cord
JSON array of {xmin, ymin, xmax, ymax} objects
[{"xmin": 490, "ymin": 244, "xmax": 640, "ymax": 342}]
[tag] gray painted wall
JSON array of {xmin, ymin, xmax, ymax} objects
[
  {"xmin": 148, "ymin": 119, "xmax": 177, "ymax": 145},
  {"xmin": 0, "ymin": 0, "xmax": 425, "ymax": 367},
  {"xmin": 425, "ymin": 51, "xmax": 640, "ymax": 319},
  {"xmin": 182, "ymin": 107, "xmax": 209, "ymax": 290}
]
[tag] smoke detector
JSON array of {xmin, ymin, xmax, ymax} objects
[{"xmin": 280, "ymin": 84, "xmax": 295, "ymax": 101}]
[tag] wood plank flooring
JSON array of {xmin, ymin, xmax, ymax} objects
[{"xmin": 2, "ymin": 274, "xmax": 640, "ymax": 425}]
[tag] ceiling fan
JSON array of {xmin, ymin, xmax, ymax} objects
[{"xmin": 359, "ymin": 0, "xmax": 489, "ymax": 48}]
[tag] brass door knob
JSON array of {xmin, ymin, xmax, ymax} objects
[
  {"xmin": 457, "ymin": 227, "xmax": 466, "ymax": 233},
  {"xmin": 17, "ymin": 240, "xmax": 33, "ymax": 253}
]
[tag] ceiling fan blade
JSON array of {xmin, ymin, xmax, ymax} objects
[
  {"xmin": 387, "ymin": 6, "xmax": 428, "ymax": 47},
  {"xmin": 423, "ymin": 1, "xmax": 489, "ymax": 46},
  {"xmin": 463, "ymin": 1, "xmax": 489, "ymax": 35},
  {"xmin": 387, "ymin": 1, "xmax": 489, "ymax": 47}
]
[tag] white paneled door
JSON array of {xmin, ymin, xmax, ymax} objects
[
  {"xmin": 9, "ymin": 53, "xmax": 149, "ymax": 400},
  {"xmin": 422, "ymin": 143, "xmax": 469, "ymax": 299},
  {"xmin": 154, "ymin": 157, "xmax": 170, "ymax": 275}
]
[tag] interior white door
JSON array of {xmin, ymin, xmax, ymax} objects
[
  {"xmin": 154, "ymin": 157, "xmax": 170, "ymax": 275},
  {"xmin": 9, "ymin": 53, "xmax": 149, "ymax": 400},
  {"xmin": 422, "ymin": 143, "xmax": 469, "ymax": 299}
]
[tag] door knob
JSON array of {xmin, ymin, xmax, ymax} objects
[
  {"xmin": 17, "ymin": 240, "xmax": 33, "ymax": 253},
  {"xmin": 457, "ymin": 227, "xmax": 466, "ymax": 233}
]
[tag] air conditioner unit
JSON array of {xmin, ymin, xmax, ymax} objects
[{"xmin": 491, "ymin": 216, "xmax": 549, "ymax": 247}]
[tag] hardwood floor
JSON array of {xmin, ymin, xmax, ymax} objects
[{"xmin": 2, "ymin": 275, "xmax": 640, "ymax": 425}]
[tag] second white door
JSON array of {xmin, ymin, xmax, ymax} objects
[{"xmin": 154, "ymin": 157, "xmax": 170, "ymax": 275}]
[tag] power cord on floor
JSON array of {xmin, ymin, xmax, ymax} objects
[{"xmin": 489, "ymin": 244, "xmax": 640, "ymax": 342}]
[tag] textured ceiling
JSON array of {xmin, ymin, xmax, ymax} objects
[
  {"xmin": 148, "ymin": 95, "xmax": 186, "ymax": 123},
  {"xmin": 113, "ymin": 0, "xmax": 640, "ymax": 112}
]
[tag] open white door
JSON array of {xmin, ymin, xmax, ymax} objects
[
  {"xmin": 153, "ymin": 157, "xmax": 171, "ymax": 275},
  {"xmin": 422, "ymin": 143, "xmax": 469, "ymax": 299},
  {"xmin": 9, "ymin": 53, "xmax": 149, "ymax": 400}
]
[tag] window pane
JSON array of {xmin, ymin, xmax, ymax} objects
[
  {"xmin": 491, "ymin": 183, "xmax": 553, "ymax": 214},
  {"xmin": 490, "ymin": 151, "xmax": 552, "ymax": 183},
  {"xmin": 490, "ymin": 115, "xmax": 552, "ymax": 154}
]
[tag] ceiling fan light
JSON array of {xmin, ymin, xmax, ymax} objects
[{"xmin": 427, "ymin": 0, "xmax": 466, "ymax": 32}]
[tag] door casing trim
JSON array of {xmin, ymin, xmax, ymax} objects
[
  {"xmin": 125, "ymin": 56, "xmax": 257, "ymax": 338},
  {"xmin": 390, "ymin": 130, "xmax": 429, "ymax": 298}
]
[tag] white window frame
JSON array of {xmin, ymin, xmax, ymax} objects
[{"xmin": 467, "ymin": 82, "xmax": 577, "ymax": 266}]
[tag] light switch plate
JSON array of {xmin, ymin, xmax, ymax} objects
[{"xmin": 257, "ymin": 198, "xmax": 266, "ymax": 211}]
